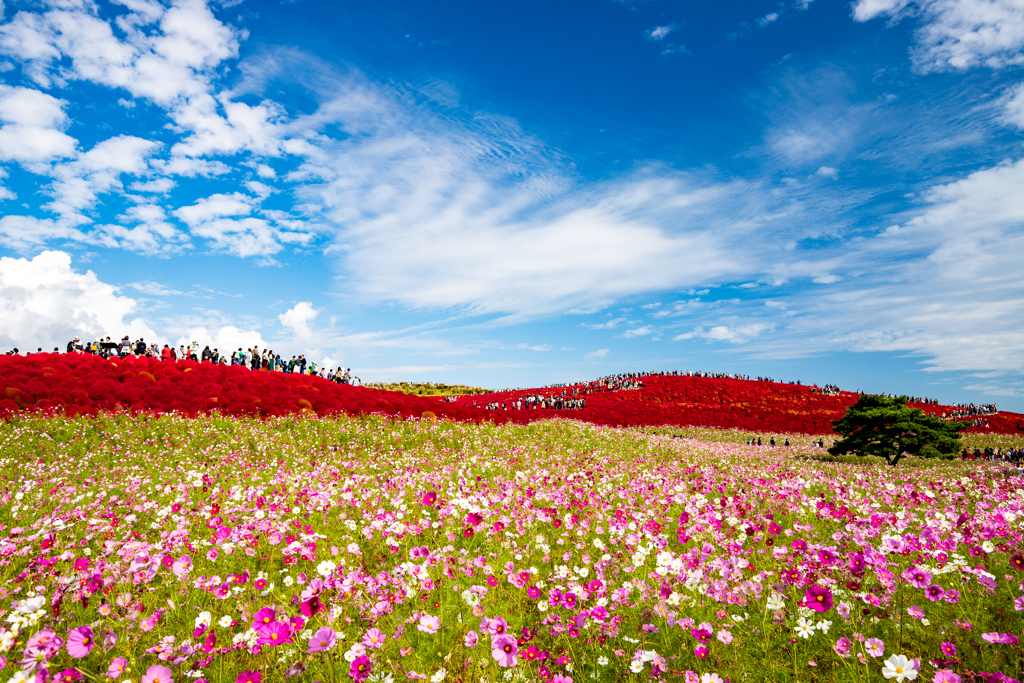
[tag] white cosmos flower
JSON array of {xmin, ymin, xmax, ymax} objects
[
  {"xmin": 794, "ymin": 617, "xmax": 815, "ymax": 639},
  {"xmin": 881, "ymin": 654, "xmax": 918, "ymax": 681}
]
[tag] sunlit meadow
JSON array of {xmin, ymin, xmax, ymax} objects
[{"xmin": 0, "ymin": 414, "xmax": 1021, "ymax": 683}]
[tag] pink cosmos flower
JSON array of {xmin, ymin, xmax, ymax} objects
[
  {"xmin": 27, "ymin": 629, "xmax": 63, "ymax": 656},
  {"xmin": 933, "ymin": 671, "xmax": 961, "ymax": 683},
  {"xmin": 834, "ymin": 637, "xmax": 852, "ymax": 658},
  {"xmin": 236, "ymin": 672, "xmax": 261, "ymax": 683},
  {"xmin": 66, "ymin": 626, "xmax": 94, "ymax": 659},
  {"xmin": 694, "ymin": 644, "xmax": 709, "ymax": 658},
  {"xmin": 252, "ymin": 607, "xmax": 276, "ymax": 628},
  {"xmin": 421, "ymin": 491, "xmax": 437, "ymax": 506},
  {"xmin": 940, "ymin": 642, "xmax": 956, "ymax": 657},
  {"xmin": 141, "ymin": 665, "xmax": 174, "ymax": 683},
  {"xmin": 464, "ymin": 631, "xmax": 479, "ymax": 647},
  {"xmin": 349, "ymin": 654, "xmax": 372, "ymax": 681},
  {"xmin": 864, "ymin": 638, "xmax": 885, "ymax": 658},
  {"xmin": 307, "ymin": 627, "xmax": 336, "ymax": 653},
  {"xmin": 685, "ymin": 672, "xmax": 699, "ymax": 683},
  {"xmin": 552, "ymin": 675, "xmax": 573, "ymax": 683},
  {"xmin": 491, "ymin": 634, "xmax": 519, "ymax": 667},
  {"xmin": 906, "ymin": 606, "xmax": 925, "ymax": 619},
  {"xmin": 902, "ymin": 566, "xmax": 931, "ymax": 588},
  {"xmin": 362, "ymin": 628, "xmax": 385, "ymax": 649},
  {"xmin": 803, "ymin": 585, "xmax": 833, "ymax": 612},
  {"xmin": 484, "ymin": 617, "xmax": 507, "ymax": 635},
  {"xmin": 255, "ymin": 621, "xmax": 292, "ymax": 646},
  {"xmin": 417, "ymin": 615, "xmax": 440, "ymax": 634},
  {"xmin": 716, "ymin": 629, "xmax": 733, "ymax": 644},
  {"xmin": 107, "ymin": 657, "xmax": 128, "ymax": 679},
  {"xmin": 925, "ymin": 585, "xmax": 945, "ymax": 601}
]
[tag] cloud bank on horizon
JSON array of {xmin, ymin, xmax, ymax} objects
[{"xmin": 0, "ymin": 0, "xmax": 1022, "ymax": 404}]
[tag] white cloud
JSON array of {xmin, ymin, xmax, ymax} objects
[
  {"xmin": 584, "ymin": 317, "xmax": 627, "ymax": 330},
  {"xmin": 515, "ymin": 343, "xmax": 552, "ymax": 351},
  {"xmin": 585, "ymin": 348, "xmax": 609, "ymax": 358},
  {"xmin": 645, "ymin": 25, "xmax": 674, "ymax": 40},
  {"xmin": 621, "ymin": 325, "xmax": 654, "ymax": 338},
  {"xmin": 45, "ymin": 135, "xmax": 160, "ymax": 219},
  {"xmin": 816, "ymin": 165, "xmax": 839, "ymax": 179},
  {"xmin": 674, "ymin": 323, "xmax": 773, "ymax": 343},
  {"xmin": 128, "ymin": 280, "xmax": 184, "ymax": 296},
  {"xmin": 279, "ymin": 301, "xmax": 319, "ymax": 338},
  {"xmin": 0, "ymin": 84, "xmax": 76, "ymax": 162},
  {"xmin": 0, "ymin": 250, "xmax": 157, "ymax": 351},
  {"xmin": 757, "ymin": 12, "xmax": 780, "ymax": 28},
  {"xmin": 1002, "ymin": 82, "xmax": 1024, "ymax": 127},
  {"xmin": 130, "ymin": 177, "xmax": 175, "ymax": 193},
  {"xmin": 853, "ymin": 0, "xmax": 1024, "ymax": 71}
]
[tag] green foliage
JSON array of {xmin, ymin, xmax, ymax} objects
[
  {"xmin": 829, "ymin": 394, "xmax": 965, "ymax": 467},
  {"xmin": 366, "ymin": 380, "xmax": 492, "ymax": 396}
]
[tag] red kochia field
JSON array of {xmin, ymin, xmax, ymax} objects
[{"xmin": 1, "ymin": 353, "xmax": 1021, "ymax": 434}]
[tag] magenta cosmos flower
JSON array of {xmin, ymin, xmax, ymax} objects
[
  {"xmin": 903, "ymin": 566, "xmax": 932, "ymax": 588},
  {"xmin": 803, "ymin": 585, "xmax": 833, "ymax": 613},
  {"xmin": 350, "ymin": 654, "xmax": 372, "ymax": 681},
  {"xmin": 55, "ymin": 670, "xmax": 83, "ymax": 682},
  {"xmin": 491, "ymin": 635, "xmax": 519, "ymax": 667},
  {"xmin": 421, "ymin": 491, "xmax": 437, "ymax": 506},
  {"xmin": 252, "ymin": 607, "xmax": 276, "ymax": 629},
  {"xmin": 66, "ymin": 626, "xmax": 95, "ymax": 659},
  {"xmin": 236, "ymin": 672, "xmax": 261, "ymax": 683},
  {"xmin": 141, "ymin": 665, "xmax": 173, "ymax": 683}
]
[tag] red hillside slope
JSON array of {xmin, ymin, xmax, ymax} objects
[{"xmin": 1, "ymin": 354, "xmax": 1021, "ymax": 434}]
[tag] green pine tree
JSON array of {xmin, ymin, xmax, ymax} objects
[{"xmin": 829, "ymin": 394, "xmax": 965, "ymax": 467}]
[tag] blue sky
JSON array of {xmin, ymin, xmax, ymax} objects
[{"xmin": 1, "ymin": 0, "xmax": 1023, "ymax": 409}]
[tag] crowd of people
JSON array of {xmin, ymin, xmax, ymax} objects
[
  {"xmin": 49, "ymin": 335, "xmax": 362, "ymax": 385},
  {"xmin": 943, "ymin": 403, "xmax": 999, "ymax": 420},
  {"xmin": 812, "ymin": 384, "xmax": 843, "ymax": 396},
  {"xmin": 962, "ymin": 447, "xmax": 1022, "ymax": 465},
  {"xmin": 480, "ymin": 394, "xmax": 588, "ymax": 411}
]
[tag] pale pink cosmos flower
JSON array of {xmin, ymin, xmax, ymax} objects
[
  {"xmin": 464, "ymin": 631, "xmax": 479, "ymax": 647},
  {"xmin": 362, "ymin": 628, "xmax": 385, "ymax": 649},
  {"xmin": 65, "ymin": 626, "xmax": 94, "ymax": 659},
  {"xmin": 716, "ymin": 629, "xmax": 733, "ymax": 644},
  {"xmin": 701, "ymin": 674, "xmax": 725, "ymax": 683},
  {"xmin": 417, "ymin": 614, "xmax": 440, "ymax": 634},
  {"xmin": 306, "ymin": 627, "xmax": 336, "ymax": 653},
  {"xmin": 140, "ymin": 665, "xmax": 173, "ymax": 683},
  {"xmin": 906, "ymin": 606, "xmax": 925, "ymax": 619},
  {"xmin": 491, "ymin": 634, "xmax": 518, "ymax": 667},
  {"xmin": 933, "ymin": 670, "xmax": 962, "ymax": 683},
  {"xmin": 107, "ymin": 657, "xmax": 128, "ymax": 679},
  {"xmin": 864, "ymin": 638, "xmax": 885, "ymax": 658}
]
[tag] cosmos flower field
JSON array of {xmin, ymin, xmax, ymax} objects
[{"xmin": 0, "ymin": 413, "xmax": 1021, "ymax": 683}]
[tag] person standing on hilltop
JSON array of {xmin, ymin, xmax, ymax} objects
[{"xmin": 201, "ymin": 345, "xmax": 212, "ymax": 362}]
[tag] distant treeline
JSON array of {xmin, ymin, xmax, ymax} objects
[{"xmin": 367, "ymin": 381, "xmax": 492, "ymax": 396}]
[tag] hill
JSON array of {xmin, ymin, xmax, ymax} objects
[{"xmin": 1, "ymin": 353, "xmax": 1021, "ymax": 435}]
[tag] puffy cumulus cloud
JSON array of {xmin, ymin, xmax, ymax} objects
[
  {"xmin": 0, "ymin": 84, "xmax": 77, "ymax": 163},
  {"xmin": 0, "ymin": 250, "xmax": 156, "ymax": 351},
  {"xmin": 279, "ymin": 301, "xmax": 319, "ymax": 338},
  {"xmin": 853, "ymin": 0, "xmax": 1024, "ymax": 72}
]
